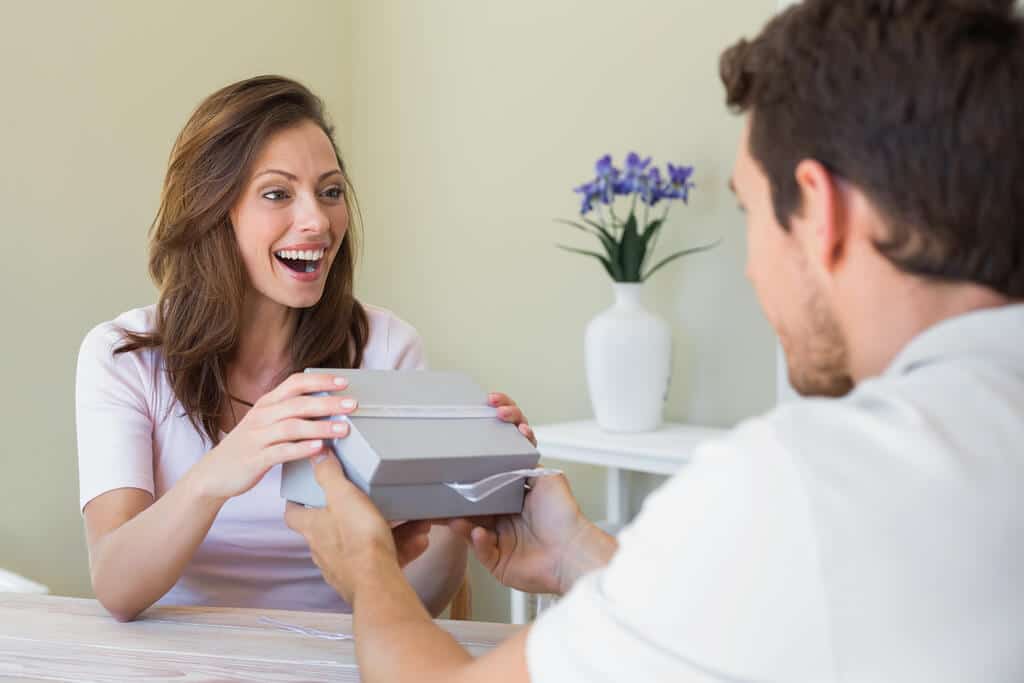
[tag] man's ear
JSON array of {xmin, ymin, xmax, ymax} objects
[{"xmin": 792, "ymin": 159, "xmax": 846, "ymax": 275}]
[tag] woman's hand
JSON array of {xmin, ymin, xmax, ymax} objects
[
  {"xmin": 489, "ymin": 392, "xmax": 536, "ymax": 446},
  {"xmin": 188, "ymin": 372, "xmax": 357, "ymax": 502}
]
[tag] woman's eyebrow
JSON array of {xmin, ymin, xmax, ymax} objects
[{"xmin": 253, "ymin": 168, "xmax": 343, "ymax": 182}]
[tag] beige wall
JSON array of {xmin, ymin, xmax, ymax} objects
[
  {"xmin": 348, "ymin": 0, "xmax": 777, "ymax": 621},
  {"xmin": 1, "ymin": 1, "xmax": 777, "ymax": 623},
  {"xmin": 0, "ymin": 0, "xmax": 351, "ymax": 598}
]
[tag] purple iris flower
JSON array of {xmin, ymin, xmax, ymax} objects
[
  {"xmin": 639, "ymin": 167, "xmax": 665, "ymax": 206},
  {"xmin": 573, "ymin": 155, "xmax": 695, "ymax": 215},
  {"xmin": 666, "ymin": 163, "xmax": 696, "ymax": 203}
]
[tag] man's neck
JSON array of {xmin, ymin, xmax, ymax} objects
[{"xmin": 843, "ymin": 277, "xmax": 1015, "ymax": 383}]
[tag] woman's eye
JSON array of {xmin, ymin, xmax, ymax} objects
[
  {"xmin": 322, "ymin": 186, "xmax": 344, "ymax": 200},
  {"xmin": 262, "ymin": 189, "xmax": 289, "ymax": 201}
]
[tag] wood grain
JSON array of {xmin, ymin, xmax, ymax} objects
[{"xmin": 0, "ymin": 593, "xmax": 520, "ymax": 682}]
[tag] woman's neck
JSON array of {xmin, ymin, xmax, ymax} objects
[{"xmin": 230, "ymin": 295, "xmax": 297, "ymax": 395}]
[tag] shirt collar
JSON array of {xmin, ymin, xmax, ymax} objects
[{"xmin": 885, "ymin": 303, "xmax": 1024, "ymax": 376}]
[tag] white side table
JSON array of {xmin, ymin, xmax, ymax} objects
[
  {"xmin": 0, "ymin": 569, "xmax": 49, "ymax": 594},
  {"xmin": 508, "ymin": 420, "xmax": 727, "ymax": 624}
]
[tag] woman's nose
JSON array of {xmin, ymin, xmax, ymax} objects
[{"xmin": 295, "ymin": 192, "xmax": 330, "ymax": 233}]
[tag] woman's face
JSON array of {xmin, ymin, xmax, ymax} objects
[{"xmin": 230, "ymin": 120, "xmax": 348, "ymax": 310}]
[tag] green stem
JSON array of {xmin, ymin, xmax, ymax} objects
[{"xmin": 644, "ymin": 206, "xmax": 670, "ymax": 274}]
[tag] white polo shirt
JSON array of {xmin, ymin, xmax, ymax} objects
[{"xmin": 528, "ymin": 304, "xmax": 1024, "ymax": 682}]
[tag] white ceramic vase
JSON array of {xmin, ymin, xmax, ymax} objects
[{"xmin": 584, "ymin": 282, "xmax": 672, "ymax": 432}]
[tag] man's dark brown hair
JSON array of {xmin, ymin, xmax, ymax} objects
[{"xmin": 721, "ymin": 0, "xmax": 1024, "ymax": 297}]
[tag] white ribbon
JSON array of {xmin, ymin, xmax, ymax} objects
[{"xmin": 444, "ymin": 468, "xmax": 564, "ymax": 503}]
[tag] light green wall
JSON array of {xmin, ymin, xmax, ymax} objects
[
  {"xmin": 0, "ymin": 1, "xmax": 777, "ymax": 623},
  {"xmin": 347, "ymin": 0, "xmax": 777, "ymax": 621},
  {"xmin": 0, "ymin": 0, "xmax": 351, "ymax": 599}
]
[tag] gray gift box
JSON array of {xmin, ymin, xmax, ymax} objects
[{"xmin": 280, "ymin": 368, "xmax": 540, "ymax": 520}]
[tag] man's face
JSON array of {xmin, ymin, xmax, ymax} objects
[{"xmin": 732, "ymin": 117, "xmax": 853, "ymax": 397}]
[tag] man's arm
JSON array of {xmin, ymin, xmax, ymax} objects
[
  {"xmin": 285, "ymin": 455, "xmax": 615, "ymax": 683},
  {"xmin": 348, "ymin": 541, "xmax": 532, "ymax": 683}
]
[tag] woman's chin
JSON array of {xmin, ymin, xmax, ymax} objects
[{"xmin": 266, "ymin": 288, "xmax": 324, "ymax": 311}]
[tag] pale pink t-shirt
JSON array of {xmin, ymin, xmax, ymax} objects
[{"xmin": 75, "ymin": 303, "xmax": 426, "ymax": 611}]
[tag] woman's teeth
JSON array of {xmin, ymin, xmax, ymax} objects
[
  {"xmin": 275, "ymin": 248, "xmax": 325, "ymax": 274},
  {"xmin": 274, "ymin": 248, "xmax": 325, "ymax": 261}
]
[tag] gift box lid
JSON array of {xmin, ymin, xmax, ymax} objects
[{"xmin": 304, "ymin": 368, "xmax": 540, "ymax": 488}]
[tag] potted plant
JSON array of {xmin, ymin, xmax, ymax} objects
[{"xmin": 559, "ymin": 153, "xmax": 717, "ymax": 432}]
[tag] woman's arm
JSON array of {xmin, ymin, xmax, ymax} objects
[
  {"xmin": 402, "ymin": 525, "xmax": 468, "ymax": 616},
  {"xmin": 84, "ymin": 477, "xmax": 225, "ymax": 622},
  {"xmin": 82, "ymin": 372, "xmax": 360, "ymax": 621}
]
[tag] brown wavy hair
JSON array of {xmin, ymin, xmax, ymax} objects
[{"xmin": 117, "ymin": 75, "xmax": 369, "ymax": 445}]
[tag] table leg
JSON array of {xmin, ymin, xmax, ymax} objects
[
  {"xmin": 510, "ymin": 589, "xmax": 530, "ymax": 625},
  {"xmin": 606, "ymin": 467, "xmax": 628, "ymax": 525}
]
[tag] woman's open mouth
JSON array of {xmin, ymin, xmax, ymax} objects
[{"xmin": 274, "ymin": 247, "xmax": 326, "ymax": 280}]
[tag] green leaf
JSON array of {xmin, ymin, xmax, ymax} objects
[
  {"xmin": 555, "ymin": 218, "xmax": 618, "ymax": 260},
  {"xmin": 640, "ymin": 218, "xmax": 665, "ymax": 246},
  {"xmin": 641, "ymin": 239, "xmax": 722, "ymax": 281},
  {"xmin": 556, "ymin": 244, "xmax": 623, "ymax": 280},
  {"xmin": 618, "ymin": 212, "xmax": 644, "ymax": 281}
]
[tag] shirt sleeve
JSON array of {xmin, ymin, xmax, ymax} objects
[
  {"xmin": 525, "ymin": 418, "xmax": 835, "ymax": 683},
  {"xmin": 75, "ymin": 322, "xmax": 156, "ymax": 511},
  {"xmin": 386, "ymin": 312, "xmax": 428, "ymax": 370}
]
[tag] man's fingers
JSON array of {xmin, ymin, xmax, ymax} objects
[
  {"xmin": 469, "ymin": 526, "xmax": 501, "ymax": 571},
  {"xmin": 311, "ymin": 452, "xmax": 354, "ymax": 493},
  {"xmin": 393, "ymin": 519, "xmax": 432, "ymax": 541},
  {"xmin": 284, "ymin": 501, "xmax": 316, "ymax": 533},
  {"xmin": 393, "ymin": 520, "xmax": 432, "ymax": 567},
  {"xmin": 447, "ymin": 516, "xmax": 498, "ymax": 541},
  {"xmin": 446, "ymin": 518, "xmax": 476, "ymax": 542}
]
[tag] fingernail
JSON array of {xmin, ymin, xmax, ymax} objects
[
  {"xmin": 308, "ymin": 440, "xmax": 324, "ymax": 450},
  {"xmin": 333, "ymin": 377, "xmax": 347, "ymax": 386},
  {"xmin": 340, "ymin": 398, "xmax": 357, "ymax": 410},
  {"xmin": 332, "ymin": 422, "xmax": 348, "ymax": 434},
  {"xmin": 312, "ymin": 453, "xmax": 329, "ymax": 464}
]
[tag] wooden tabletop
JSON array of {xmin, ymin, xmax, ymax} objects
[{"xmin": 0, "ymin": 593, "xmax": 520, "ymax": 682}]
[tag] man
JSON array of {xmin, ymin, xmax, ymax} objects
[{"xmin": 285, "ymin": 1, "xmax": 1024, "ymax": 680}]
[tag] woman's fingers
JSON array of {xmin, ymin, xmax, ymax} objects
[
  {"xmin": 496, "ymin": 404, "xmax": 524, "ymax": 424},
  {"xmin": 257, "ymin": 372, "xmax": 349, "ymax": 407},
  {"xmin": 488, "ymin": 392, "xmax": 514, "ymax": 408},
  {"xmin": 256, "ymin": 394, "xmax": 357, "ymax": 427},
  {"xmin": 261, "ymin": 439, "xmax": 329, "ymax": 469},
  {"xmin": 260, "ymin": 416, "xmax": 350, "ymax": 446},
  {"xmin": 519, "ymin": 422, "xmax": 537, "ymax": 446}
]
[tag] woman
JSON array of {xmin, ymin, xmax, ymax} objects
[{"xmin": 75, "ymin": 75, "xmax": 534, "ymax": 622}]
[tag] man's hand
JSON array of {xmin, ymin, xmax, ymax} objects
[
  {"xmin": 446, "ymin": 472, "xmax": 616, "ymax": 596},
  {"xmin": 285, "ymin": 453, "xmax": 432, "ymax": 604}
]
